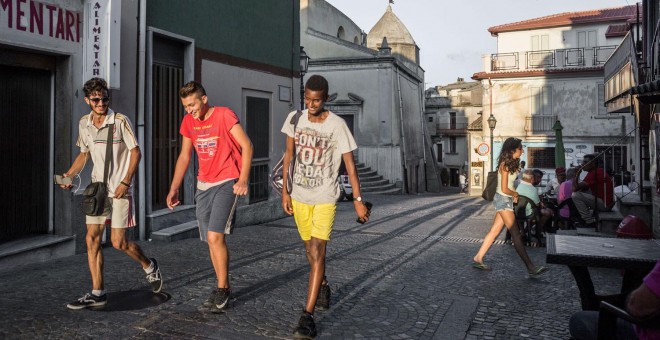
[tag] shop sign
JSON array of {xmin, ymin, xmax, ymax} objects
[
  {"xmin": 83, "ymin": 0, "xmax": 120, "ymax": 88},
  {"xmin": 0, "ymin": 0, "xmax": 81, "ymax": 42}
]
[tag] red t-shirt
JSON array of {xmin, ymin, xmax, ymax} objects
[
  {"xmin": 583, "ymin": 168, "xmax": 614, "ymax": 207},
  {"xmin": 180, "ymin": 107, "xmax": 242, "ymax": 183}
]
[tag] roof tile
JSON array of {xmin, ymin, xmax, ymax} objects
[{"xmin": 488, "ymin": 5, "xmax": 640, "ymax": 35}]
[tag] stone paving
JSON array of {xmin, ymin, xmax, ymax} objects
[{"xmin": 0, "ymin": 192, "xmax": 622, "ymax": 339}]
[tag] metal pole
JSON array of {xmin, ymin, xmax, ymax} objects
[
  {"xmin": 300, "ymin": 75, "xmax": 305, "ymax": 110},
  {"xmin": 489, "ymin": 78, "xmax": 494, "ymax": 172},
  {"xmin": 490, "ymin": 128, "xmax": 494, "ymax": 172}
]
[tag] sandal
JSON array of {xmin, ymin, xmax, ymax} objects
[
  {"xmin": 471, "ymin": 262, "xmax": 492, "ymax": 271},
  {"xmin": 528, "ymin": 266, "xmax": 549, "ymax": 277}
]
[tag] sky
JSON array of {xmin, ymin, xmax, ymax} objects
[{"xmin": 325, "ymin": 0, "xmax": 635, "ymax": 87}]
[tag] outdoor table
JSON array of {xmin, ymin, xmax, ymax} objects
[{"xmin": 546, "ymin": 234, "xmax": 660, "ymax": 310}]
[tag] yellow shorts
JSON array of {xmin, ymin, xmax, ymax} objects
[{"xmin": 291, "ymin": 199, "xmax": 336, "ymax": 241}]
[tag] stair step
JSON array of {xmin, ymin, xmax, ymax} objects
[
  {"xmin": 359, "ymin": 174, "xmax": 383, "ymax": 182},
  {"xmin": 576, "ymin": 228, "xmax": 616, "ymax": 238},
  {"xmin": 361, "ymin": 179, "xmax": 390, "ymax": 187},
  {"xmin": 151, "ymin": 221, "xmax": 199, "ymax": 242},
  {"xmin": 598, "ymin": 210, "xmax": 624, "ymax": 235},
  {"xmin": 0, "ymin": 234, "xmax": 75, "ymax": 270},
  {"xmin": 364, "ymin": 187, "xmax": 401, "ymax": 195},
  {"xmin": 362, "ymin": 184, "xmax": 398, "ymax": 193},
  {"xmin": 358, "ymin": 170, "xmax": 377, "ymax": 177}
]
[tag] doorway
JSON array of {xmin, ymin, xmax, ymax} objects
[{"xmin": 0, "ymin": 65, "xmax": 51, "ymax": 242}]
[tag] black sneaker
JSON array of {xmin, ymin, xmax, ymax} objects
[
  {"xmin": 214, "ymin": 288, "xmax": 231, "ymax": 310},
  {"xmin": 146, "ymin": 258, "xmax": 163, "ymax": 293},
  {"xmin": 315, "ymin": 283, "xmax": 331, "ymax": 310},
  {"xmin": 203, "ymin": 288, "xmax": 221, "ymax": 307},
  {"xmin": 66, "ymin": 293, "xmax": 107, "ymax": 310},
  {"xmin": 293, "ymin": 310, "xmax": 317, "ymax": 339}
]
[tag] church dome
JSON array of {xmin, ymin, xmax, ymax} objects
[{"xmin": 367, "ymin": 5, "xmax": 416, "ymax": 48}]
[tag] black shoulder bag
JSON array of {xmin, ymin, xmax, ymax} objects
[
  {"xmin": 82, "ymin": 124, "xmax": 113, "ymax": 216},
  {"xmin": 482, "ymin": 168, "xmax": 498, "ymax": 201},
  {"xmin": 270, "ymin": 110, "xmax": 303, "ymax": 196}
]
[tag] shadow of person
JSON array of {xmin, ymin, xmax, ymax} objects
[{"xmin": 95, "ymin": 290, "xmax": 171, "ymax": 312}]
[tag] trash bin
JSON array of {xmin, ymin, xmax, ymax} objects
[{"xmin": 616, "ymin": 215, "xmax": 652, "ymax": 239}]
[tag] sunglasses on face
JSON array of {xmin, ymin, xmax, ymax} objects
[{"xmin": 89, "ymin": 97, "xmax": 109, "ymax": 104}]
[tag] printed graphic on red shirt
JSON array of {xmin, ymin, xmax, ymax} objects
[
  {"xmin": 293, "ymin": 128, "xmax": 334, "ymax": 189},
  {"xmin": 196, "ymin": 136, "xmax": 219, "ymax": 158}
]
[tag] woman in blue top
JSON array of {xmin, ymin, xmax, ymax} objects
[{"xmin": 472, "ymin": 137, "xmax": 548, "ymax": 276}]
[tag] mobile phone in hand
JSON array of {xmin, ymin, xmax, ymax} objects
[
  {"xmin": 356, "ymin": 201, "xmax": 373, "ymax": 224},
  {"xmin": 54, "ymin": 174, "xmax": 73, "ymax": 186}
]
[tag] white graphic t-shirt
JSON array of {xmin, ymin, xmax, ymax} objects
[
  {"xmin": 77, "ymin": 109, "xmax": 139, "ymax": 197},
  {"xmin": 281, "ymin": 110, "xmax": 357, "ymax": 205}
]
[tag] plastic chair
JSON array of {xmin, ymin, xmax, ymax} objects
[
  {"xmin": 551, "ymin": 197, "xmax": 582, "ymax": 230},
  {"xmin": 513, "ymin": 195, "xmax": 540, "ymax": 246}
]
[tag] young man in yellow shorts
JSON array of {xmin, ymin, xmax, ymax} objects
[{"xmin": 281, "ymin": 75, "xmax": 370, "ymax": 339}]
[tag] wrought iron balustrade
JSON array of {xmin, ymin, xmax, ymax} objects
[
  {"xmin": 489, "ymin": 46, "xmax": 617, "ymax": 72},
  {"xmin": 436, "ymin": 122, "xmax": 468, "ymax": 135},
  {"xmin": 525, "ymin": 115, "xmax": 557, "ymax": 133},
  {"xmin": 527, "ymin": 50, "xmax": 555, "ymax": 68}
]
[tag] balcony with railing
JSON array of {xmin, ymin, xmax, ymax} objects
[
  {"xmin": 436, "ymin": 122, "xmax": 468, "ymax": 135},
  {"xmin": 524, "ymin": 115, "xmax": 557, "ymax": 135},
  {"xmin": 485, "ymin": 46, "xmax": 617, "ymax": 73}
]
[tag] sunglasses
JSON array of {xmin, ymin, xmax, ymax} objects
[{"xmin": 89, "ymin": 97, "xmax": 110, "ymax": 103}]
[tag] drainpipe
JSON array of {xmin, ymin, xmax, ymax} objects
[
  {"xmin": 137, "ymin": 0, "xmax": 147, "ymax": 241},
  {"xmin": 396, "ymin": 67, "xmax": 407, "ymax": 192}
]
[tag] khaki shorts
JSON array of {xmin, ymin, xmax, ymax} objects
[
  {"xmin": 86, "ymin": 196, "xmax": 136, "ymax": 228},
  {"xmin": 291, "ymin": 199, "xmax": 336, "ymax": 241}
]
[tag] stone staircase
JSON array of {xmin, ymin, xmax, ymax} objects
[
  {"xmin": 587, "ymin": 193, "xmax": 652, "ymax": 237},
  {"xmin": 356, "ymin": 162, "xmax": 400, "ymax": 195}
]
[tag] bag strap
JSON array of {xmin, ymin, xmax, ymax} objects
[
  {"xmin": 102, "ymin": 124, "xmax": 114, "ymax": 185},
  {"xmin": 290, "ymin": 109, "xmax": 302, "ymax": 128},
  {"xmin": 289, "ymin": 109, "xmax": 303, "ymax": 159}
]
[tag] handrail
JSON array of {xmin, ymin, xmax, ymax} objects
[{"xmin": 576, "ymin": 124, "xmax": 639, "ymax": 203}]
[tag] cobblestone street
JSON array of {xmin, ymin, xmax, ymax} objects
[{"xmin": 0, "ymin": 192, "xmax": 622, "ymax": 339}]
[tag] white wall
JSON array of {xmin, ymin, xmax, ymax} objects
[
  {"xmin": 201, "ymin": 60, "xmax": 299, "ymax": 168},
  {"xmin": 497, "ymin": 23, "xmax": 625, "ymax": 52}
]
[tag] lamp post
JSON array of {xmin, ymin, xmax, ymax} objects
[
  {"xmin": 299, "ymin": 46, "xmax": 310, "ymax": 110},
  {"xmin": 487, "ymin": 113, "xmax": 497, "ymax": 171}
]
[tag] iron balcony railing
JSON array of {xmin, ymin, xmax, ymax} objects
[
  {"xmin": 490, "ymin": 46, "xmax": 617, "ymax": 72},
  {"xmin": 436, "ymin": 122, "xmax": 468, "ymax": 135},
  {"xmin": 524, "ymin": 115, "xmax": 557, "ymax": 134}
]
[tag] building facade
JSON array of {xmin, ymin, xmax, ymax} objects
[
  {"xmin": 471, "ymin": 6, "xmax": 638, "ymax": 193},
  {"xmin": 608, "ymin": 0, "xmax": 660, "ymax": 237},
  {"xmin": 301, "ymin": 0, "xmax": 438, "ymax": 193},
  {"xmin": 0, "ymin": 0, "xmax": 300, "ymax": 266},
  {"xmin": 425, "ymin": 80, "xmax": 483, "ymax": 189}
]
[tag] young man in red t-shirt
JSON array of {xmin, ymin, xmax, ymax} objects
[
  {"xmin": 572, "ymin": 153, "xmax": 614, "ymax": 228},
  {"xmin": 166, "ymin": 81, "xmax": 253, "ymax": 311}
]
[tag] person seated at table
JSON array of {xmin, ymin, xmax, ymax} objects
[
  {"xmin": 532, "ymin": 169, "xmax": 544, "ymax": 187},
  {"xmin": 569, "ymin": 260, "xmax": 660, "ymax": 340},
  {"xmin": 545, "ymin": 167, "xmax": 566, "ymax": 194},
  {"xmin": 516, "ymin": 169, "xmax": 553, "ymax": 243},
  {"xmin": 556, "ymin": 167, "xmax": 577, "ymax": 226},
  {"xmin": 572, "ymin": 154, "xmax": 615, "ymax": 229}
]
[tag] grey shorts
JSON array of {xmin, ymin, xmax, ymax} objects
[
  {"xmin": 195, "ymin": 180, "xmax": 238, "ymax": 241},
  {"xmin": 493, "ymin": 193, "xmax": 514, "ymax": 211}
]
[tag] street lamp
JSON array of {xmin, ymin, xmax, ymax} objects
[
  {"xmin": 299, "ymin": 46, "xmax": 310, "ymax": 110},
  {"xmin": 487, "ymin": 113, "xmax": 497, "ymax": 171}
]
